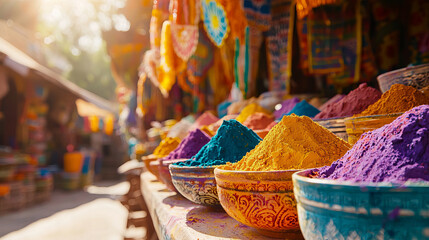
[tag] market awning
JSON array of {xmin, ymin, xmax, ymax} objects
[
  {"xmin": 75, "ymin": 99, "xmax": 113, "ymax": 118},
  {"xmin": 0, "ymin": 22, "xmax": 117, "ymax": 113}
]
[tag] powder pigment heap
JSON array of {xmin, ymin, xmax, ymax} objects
[
  {"xmin": 153, "ymin": 137, "xmax": 181, "ymax": 157},
  {"xmin": 315, "ymin": 83, "xmax": 381, "ymax": 119},
  {"xmin": 355, "ymin": 84, "xmax": 429, "ymax": 117},
  {"xmin": 225, "ymin": 115, "xmax": 351, "ymax": 171},
  {"xmin": 236, "ymin": 103, "xmax": 271, "ymax": 123},
  {"xmin": 317, "ymin": 105, "xmax": 429, "ymax": 183},
  {"xmin": 162, "ymin": 129, "xmax": 211, "ymax": 160},
  {"xmin": 190, "ymin": 112, "xmax": 219, "ymax": 131},
  {"xmin": 274, "ymin": 97, "xmax": 300, "ymax": 119},
  {"xmin": 176, "ymin": 120, "xmax": 261, "ymax": 167},
  {"xmin": 285, "ymin": 100, "xmax": 320, "ymax": 118},
  {"xmin": 243, "ymin": 112, "xmax": 274, "ymax": 130}
]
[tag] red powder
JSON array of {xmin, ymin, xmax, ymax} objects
[
  {"xmin": 243, "ymin": 112, "xmax": 274, "ymax": 130},
  {"xmin": 314, "ymin": 83, "xmax": 381, "ymax": 119}
]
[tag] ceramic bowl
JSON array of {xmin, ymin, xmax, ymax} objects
[
  {"xmin": 214, "ymin": 168, "xmax": 304, "ymax": 239},
  {"xmin": 169, "ymin": 164, "xmax": 219, "ymax": 206},
  {"xmin": 377, "ymin": 63, "xmax": 429, "ymax": 93},
  {"xmin": 344, "ymin": 113, "xmax": 402, "ymax": 144},
  {"xmin": 142, "ymin": 155, "xmax": 160, "ymax": 180},
  {"xmin": 293, "ymin": 169, "xmax": 429, "ymax": 239},
  {"xmin": 158, "ymin": 159, "xmax": 188, "ymax": 192}
]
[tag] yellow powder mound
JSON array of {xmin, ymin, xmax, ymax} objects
[
  {"xmin": 355, "ymin": 84, "xmax": 429, "ymax": 117},
  {"xmin": 153, "ymin": 137, "xmax": 181, "ymax": 157},
  {"xmin": 224, "ymin": 115, "xmax": 351, "ymax": 171},
  {"xmin": 236, "ymin": 103, "xmax": 271, "ymax": 123}
]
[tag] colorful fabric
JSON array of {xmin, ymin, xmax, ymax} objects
[
  {"xmin": 186, "ymin": 27, "xmax": 215, "ymax": 84},
  {"xmin": 308, "ymin": 3, "xmax": 344, "ymax": 74},
  {"xmin": 171, "ymin": 24, "xmax": 199, "ymax": 61},
  {"xmin": 158, "ymin": 21, "xmax": 176, "ymax": 97},
  {"xmin": 296, "ymin": 0, "xmax": 341, "ymax": 19},
  {"xmin": 243, "ymin": 0, "xmax": 272, "ymax": 31},
  {"xmin": 369, "ymin": 0, "xmax": 401, "ymax": 73},
  {"xmin": 265, "ymin": 0, "xmax": 294, "ymax": 91},
  {"xmin": 201, "ymin": 0, "xmax": 229, "ymax": 47},
  {"xmin": 297, "ymin": 16, "xmax": 310, "ymax": 74},
  {"xmin": 217, "ymin": 0, "xmax": 248, "ymax": 44},
  {"xmin": 149, "ymin": 0, "xmax": 170, "ymax": 49},
  {"xmin": 407, "ymin": 0, "xmax": 429, "ymax": 65}
]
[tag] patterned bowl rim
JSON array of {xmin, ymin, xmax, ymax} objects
[
  {"xmin": 215, "ymin": 167, "xmax": 301, "ymax": 175},
  {"xmin": 160, "ymin": 158, "xmax": 188, "ymax": 166},
  {"xmin": 344, "ymin": 112, "xmax": 403, "ymax": 122},
  {"xmin": 169, "ymin": 164, "xmax": 219, "ymax": 171},
  {"xmin": 377, "ymin": 63, "xmax": 429, "ymax": 81},
  {"xmin": 293, "ymin": 169, "xmax": 429, "ymax": 189}
]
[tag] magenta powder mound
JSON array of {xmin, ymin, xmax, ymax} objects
[
  {"xmin": 317, "ymin": 105, "xmax": 429, "ymax": 183},
  {"xmin": 314, "ymin": 83, "xmax": 381, "ymax": 119},
  {"xmin": 319, "ymin": 94, "xmax": 345, "ymax": 112},
  {"xmin": 274, "ymin": 97, "xmax": 300, "ymax": 119},
  {"xmin": 162, "ymin": 129, "xmax": 211, "ymax": 160}
]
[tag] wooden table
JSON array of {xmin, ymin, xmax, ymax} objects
[{"xmin": 140, "ymin": 171, "xmax": 273, "ymax": 240}]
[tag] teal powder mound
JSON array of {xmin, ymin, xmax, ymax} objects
[
  {"xmin": 175, "ymin": 119, "xmax": 262, "ymax": 167},
  {"xmin": 285, "ymin": 100, "xmax": 320, "ymax": 118}
]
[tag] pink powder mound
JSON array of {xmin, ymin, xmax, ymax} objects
[
  {"xmin": 209, "ymin": 115, "xmax": 237, "ymax": 132},
  {"xmin": 314, "ymin": 83, "xmax": 381, "ymax": 119},
  {"xmin": 190, "ymin": 111, "xmax": 219, "ymax": 130},
  {"xmin": 265, "ymin": 121, "xmax": 277, "ymax": 130},
  {"xmin": 243, "ymin": 112, "xmax": 274, "ymax": 130},
  {"xmin": 319, "ymin": 94, "xmax": 345, "ymax": 111}
]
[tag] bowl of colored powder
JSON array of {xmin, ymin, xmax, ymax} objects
[
  {"xmin": 215, "ymin": 115, "xmax": 350, "ymax": 238},
  {"xmin": 142, "ymin": 155, "xmax": 161, "ymax": 180},
  {"xmin": 158, "ymin": 129, "xmax": 211, "ymax": 191},
  {"xmin": 377, "ymin": 63, "xmax": 429, "ymax": 93},
  {"xmin": 293, "ymin": 105, "xmax": 429, "ymax": 240},
  {"xmin": 169, "ymin": 120, "xmax": 261, "ymax": 206},
  {"xmin": 344, "ymin": 84, "xmax": 429, "ymax": 144}
]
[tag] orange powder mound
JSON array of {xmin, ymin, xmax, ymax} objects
[
  {"xmin": 153, "ymin": 137, "xmax": 181, "ymax": 158},
  {"xmin": 224, "ymin": 115, "xmax": 351, "ymax": 171},
  {"xmin": 236, "ymin": 103, "xmax": 271, "ymax": 123},
  {"xmin": 355, "ymin": 84, "xmax": 429, "ymax": 117},
  {"xmin": 243, "ymin": 112, "xmax": 274, "ymax": 130}
]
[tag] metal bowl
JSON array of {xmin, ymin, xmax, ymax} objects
[
  {"xmin": 169, "ymin": 164, "xmax": 219, "ymax": 206},
  {"xmin": 293, "ymin": 169, "xmax": 429, "ymax": 239},
  {"xmin": 214, "ymin": 167, "xmax": 304, "ymax": 239}
]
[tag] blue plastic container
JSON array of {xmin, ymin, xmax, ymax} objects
[{"xmin": 293, "ymin": 169, "xmax": 429, "ymax": 240}]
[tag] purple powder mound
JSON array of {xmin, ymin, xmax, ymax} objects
[
  {"xmin": 274, "ymin": 97, "xmax": 300, "ymax": 119},
  {"xmin": 318, "ymin": 105, "xmax": 429, "ymax": 183},
  {"xmin": 163, "ymin": 128, "xmax": 211, "ymax": 160},
  {"xmin": 314, "ymin": 83, "xmax": 381, "ymax": 119}
]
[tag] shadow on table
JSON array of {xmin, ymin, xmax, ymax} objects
[
  {"xmin": 162, "ymin": 194, "xmax": 195, "ymax": 208},
  {"xmin": 185, "ymin": 206, "xmax": 261, "ymax": 239}
]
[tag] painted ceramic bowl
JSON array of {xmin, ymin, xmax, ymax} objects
[
  {"xmin": 158, "ymin": 159, "xmax": 188, "ymax": 192},
  {"xmin": 293, "ymin": 169, "xmax": 429, "ymax": 239},
  {"xmin": 314, "ymin": 117, "xmax": 348, "ymax": 142},
  {"xmin": 169, "ymin": 165, "xmax": 219, "ymax": 206},
  {"xmin": 142, "ymin": 155, "xmax": 160, "ymax": 180},
  {"xmin": 377, "ymin": 63, "xmax": 429, "ymax": 93},
  {"xmin": 344, "ymin": 113, "xmax": 402, "ymax": 144},
  {"xmin": 214, "ymin": 168, "xmax": 304, "ymax": 239}
]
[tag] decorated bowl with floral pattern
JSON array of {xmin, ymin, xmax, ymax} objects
[
  {"xmin": 293, "ymin": 169, "xmax": 429, "ymax": 240},
  {"xmin": 214, "ymin": 167, "xmax": 304, "ymax": 239},
  {"xmin": 158, "ymin": 159, "xmax": 187, "ymax": 192},
  {"xmin": 169, "ymin": 164, "xmax": 220, "ymax": 206}
]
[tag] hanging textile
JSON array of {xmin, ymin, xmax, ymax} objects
[
  {"xmin": 265, "ymin": 0, "xmax": 295, "ymax": 92},
  {"xmin": 217, "ymin": 0, "xmax": 248, "ymax": 44},
  {"xmin": 170, "ymin": 0, "xmax": 200, "ymax": 61},
  {"xmin": 296, "ymin": 0, "xmax": 341, "ymax": 19},
  {"xmin": 407, "ymin": 0, "xmax": 429, "ymax": 65},
  {"xmin": 150, "ymin": 0, "xmax": 170, "ymax": 50},
  {"xmin": 308, "ymin": 2, "xmax": 345, "ymax": 74},
  {"xmin": 369, "ymin": 0, "xmax": 401, "ymax": 73},
  {"xmin": 296, "ymin": 16, "xmax": 310, "ymax": 74},
  {"xmin": 243, "ymin": 0, "xmax": 272, "ymax": 32},
  {"xmin": 201, "ymin": 0, "xmax": 230, "ymax": 47},
  {"xmin": 186, "ymin": 26, "xmax": 215, "ymax": 86},
  {"xmin": 158, "ymin": 21, "xmax": 176, "ymax": 97}
]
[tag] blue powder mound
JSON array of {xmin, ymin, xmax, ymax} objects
[
  {"xmin": 285, "ymin": 100, "xmax": 320, "ymax": 118},
  {"xmin": 175, "ymin": 120, "xmax": 262, "ymax": 167}
]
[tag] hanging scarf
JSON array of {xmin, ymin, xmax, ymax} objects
[
  {"xmin": 243, "ymin": 0, "xmax": 272, "ymax": 31},
  {"xmin": 201, "ymin": 0, "xmax": 230, "ymax": 47}
]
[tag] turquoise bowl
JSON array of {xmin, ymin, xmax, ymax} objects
[{"xmin": 293, "ymin": 169, "xmax": 429, "ymax": 240}]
